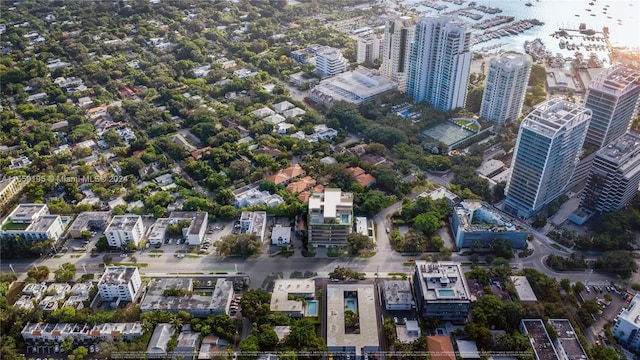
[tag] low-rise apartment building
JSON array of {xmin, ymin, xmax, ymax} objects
[
  {"xmin": 308, "ymin": 188, "xmax": 353, "ymax": 248},
  {"xmin": 97, "ymin": 266, "xmax": 142, "ymax": 303},
  {"xmin": 413, "ymin": 261, "xmax": 472, "ymax": 323}
]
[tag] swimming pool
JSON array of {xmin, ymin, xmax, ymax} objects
[
  {"xmin": 307, "ymin": 300, "xmax": 318, "ymax": 316},
  {"xmin": 399, "ymin": 110, "xmax": 413, "ymax": 117},
  {"xmin": 438, "ymin": 289, "xmax": 455, "ymax": 297},
  {"xmin": 341, "ymin": 214, "xmax": 349, "ymax": 224},
  {"xmin": 346, "ymin": 298, "xmax": 357, "ymax": 312}
]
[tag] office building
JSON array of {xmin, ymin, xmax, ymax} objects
[
  {"xmin": 308, "ymin": 188, "xmax": 353, "ymax": 247},
  {"xmin": 407, "ymin": 15, "xmax": 472, "ymax": 111},
  {"xmin": 520, "ymin": 319, "xmax": 560, "ymax": 360},
  {"xmin": 613, "ymin": 294, "xmax": 640, "ymax": 352},
  {"xmin": 451, "ymin": 200, "xmax": 527, "ymax": 249},
  {"xmin": 98, "ymin": 266, "xmax": 142, "ymax": 302},
  {"xmin": 580, "ymin": 132, "xmax": 640, "ymax": 213},
  {"xmin": 583, "ymin": 65, "xmax": 640, "ymax": 149},
  {"xmin": 105, "ymin": 215, "xmax": 145, "ymax": 248},
  {"xmin": 480, "ymin": 54, "xmax": 532, "ymax": 124},
  {"xmin": 380, "ymin": 15, "xmax": 418, "ymax": 91},
  {"xmin": 413, "ymin": 261, "xmax": 472, "ymax": 323},
  {"xmin": 1, "ymin": 204, "xmax": 64, "ymax": 241},
  {"xmin": 504, "ymin": 99, "xmax": 591, "ymax": 218},
  {"xmin": 308, "ymin": 67, "xmax": 397, "ymax": 107},
  {"xmin": 356, "ymin": 34, "xmax": 382, "ymax": 64},
  {"xmin": 315, "ymin": 47, "xmax": 348, "ymax": 78}
]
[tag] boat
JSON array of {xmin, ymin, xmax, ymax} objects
[
  {"xmin": 575, "ymin": 14, "xmax": 580, "ymax": 17},
  {"xmin": 589, "ymin": 1, "xmax": 594, "ymax": 4},
  {"xmin": 525, "ymin": 2, "xmax": 533, "ymax": 6},
  {"xmin": 590, "ymin": 14, "xmax": 596, "ymax": 16},
  {"xmin": 586, "ymin": 8, "xmax": 591, "ymax": 11}
]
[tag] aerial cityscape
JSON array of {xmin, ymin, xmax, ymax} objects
[{"xmin": 1, "ymin": 0, "xmax": 640, "ymax": 359}]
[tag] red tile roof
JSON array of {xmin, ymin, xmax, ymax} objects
[{"xmin": 426, "ymin": 336, "xmax": 455, "ymax": 360}]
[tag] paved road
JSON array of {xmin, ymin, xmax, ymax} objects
[{"xmin": 1, "ymin": 200, "xmax": 618, "ymax": 290}]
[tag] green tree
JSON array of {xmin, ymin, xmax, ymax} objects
[
  {"xmin": 413, "ymin": 212, "xmax": 442, "ymax": 234},
  {"xmin": 344, "ymin": 310, "xmax": 359, "ymax": 330},
  {"xmin": 589, "ymin": 345, "xmax": 618, "ymax": 360},
  {"xmin": 27, "ymin": 266, "xmax": 50, "ymax": 281},
  {"xmin": 215, "ymin": 234, "xmax": 262, "ymax": 258},
  {"xmin": 240, "ymin": 289, "xmax": 272, "ymax": 322},
  {"xmin": 346, "ymin": 233, "xmax": 375, "ymax": 255},
  {"xmin": 54, "ymin": 263, "xmax": 76, "ymax": 282},
  {"xmin": 103, "ymin": 254, "xmax": 113, "ymax": 265}
]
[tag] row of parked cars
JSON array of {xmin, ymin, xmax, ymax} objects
[
  {"xmin": 230, "ymin": 295, "xmax": 241, "ymax": 315},
  {"xmin": 28, "ymin": 343, "xmax": 99, "ymax": 355}
]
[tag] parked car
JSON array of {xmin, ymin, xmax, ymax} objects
[
  {"xmin": 207, "ymin": 280, "xmax": 212, "ymax": 287},
  {"xmin": 95, "ymin": 344, "xmax": 99, "ymax": 352}
]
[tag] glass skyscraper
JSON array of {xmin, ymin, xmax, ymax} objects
[
  {"xmin": 504, "ymin": 99, "xmax": 592, "ymax": 218},
  {"xmin": 583, "ymin": 65, "xmax": 640, "ymax": 150}
]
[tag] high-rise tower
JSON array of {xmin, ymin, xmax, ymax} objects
[
  {"xmin": 583, "ymin": 65, "xmax": 640, "ymax": 149},
  {"xmin": 480, "ymin": 53, "xmax": 532, "ymax": 124},
  {"xmin": 580, "ymin": 132, "xmax": 640, "ymax": 213},
  {"xmin": 380, "ymin": 15, "xmax": 418, "ymax": 91},
  {"xmin": 504, "ymin": 99, "xmax": 592, "ymax": 218},
  {"xmin": 406, "ymin": 15, "xmax": 472, "ymax": 111}
]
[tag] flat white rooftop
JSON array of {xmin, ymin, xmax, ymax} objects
[{"xmin": 326, "ymin": 284, "xmax": 379, "ymax": 354}]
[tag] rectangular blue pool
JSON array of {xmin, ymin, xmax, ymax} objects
[
  {"xmin": 438, "ymin": 289, "xmax": 455, "ymax": 297},
  {"xmin": 307, "ymin": 300, "xmax": 318, "ymax": 316},
  {"xmin": 346, "ymin": 298, "xmax": 357, "ymax": 312}
]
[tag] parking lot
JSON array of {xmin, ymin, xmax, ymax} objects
[{"xmin": 581, "ymin": 284, "xmax": 630, "ymax": 340}]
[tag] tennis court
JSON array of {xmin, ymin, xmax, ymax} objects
[{"xmin": 421, "ymin": 119, "xmax": 477, "ymax": 146}]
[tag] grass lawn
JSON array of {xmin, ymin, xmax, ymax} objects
[
  {"xmin": 302, "ymin": 250, "xmax": 316, "ymax": 257},
  {"xmin": 1, "ymin": 220, "xmax": 29, "ymax": 231}
]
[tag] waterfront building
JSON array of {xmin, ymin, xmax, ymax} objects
[
  {"xmin": 580, "ymin": 132, "xmax": 640, "ymax": 213},
  {"xmin": 407, "ymin": 15, "xmax": 472, "ymax": 111},
  {"xmin": 480, "ymin": 53, "xmax": 532, "ymax": 124},
  {"xmin": 504, "ymin": 99, "xmax": 591, "ymax": 218},
  {"xmin": 104, "ymin": 215, "xmax": 145, "ymax": 248},
  {"xmin": 307, "ymin": 188, "xmax": 353, "ymax": 248},
  {"xmin": 413, "ymin": 261, "xmax": 472, "ymax": 323},
  {"xmin": 583, "ymin": 65, "xmax": 640, "ymax": 150},
  {"xmin": 380, "ymin": 15, "xmax": 418, "ymax": 91},
  {"xmin": 98, "ymin": 266, "xmax": 142, "ymax": 302}
]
